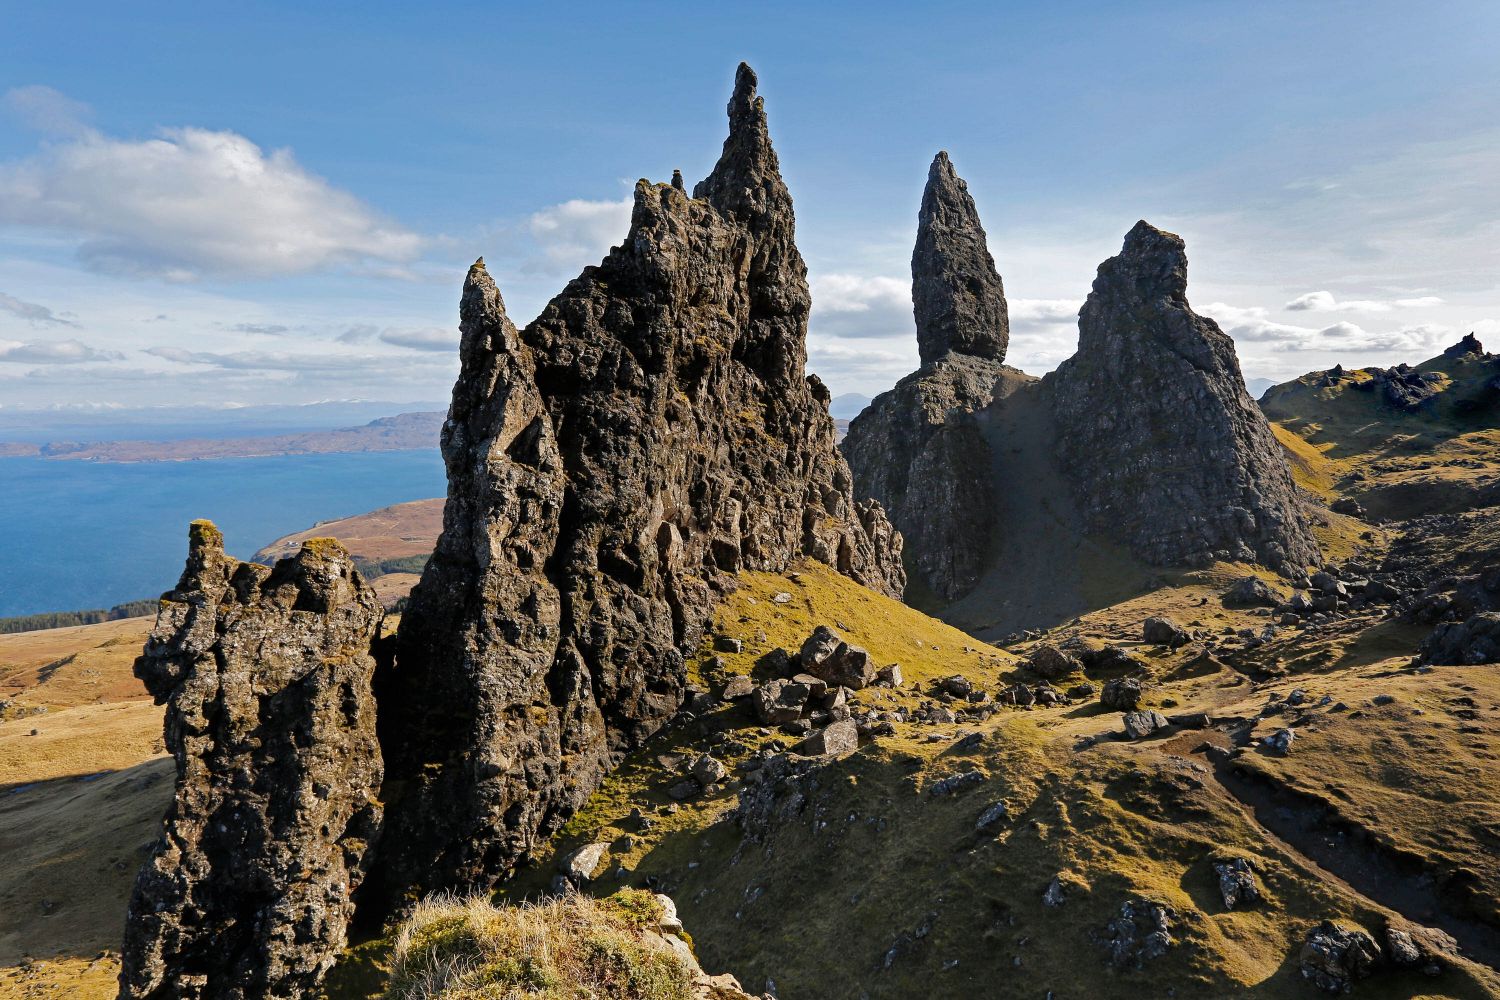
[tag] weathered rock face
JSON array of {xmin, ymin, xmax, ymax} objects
[
  {"xmin": 368, "ymin": 64, "xmax": 903, "ymax": 914},
  {"xmin": 912, "ymin": 150, "xmax": 1008, "ymax": 366},
  {"xmin": 844, "ymin": 153, "xmax": 1027, "ymax": 601},
  {"xmin": 1050, "ymin": 221, "xmax": 1320, "ymax": 573},
  {"xmin": 120, "ymin": 522, "xmax": 383, "ymax": 1000}
]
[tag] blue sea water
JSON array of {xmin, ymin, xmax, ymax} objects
[{"xmin": 0, "ymin": 450, "xmax": 447, "ymax": 618}]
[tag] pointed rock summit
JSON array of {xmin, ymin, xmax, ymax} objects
[
  {"xmin": 1050, "ymin": 221, "xmax": 1320, "ymax": 571},
  {"xmin": 912, "ymin": 150, "xmax": 1009, "ymax": 365},
  {"xmin": 120, "ymin": 523, "xmax": 383, "ymax": 999},
  {"xmin": 366, "ymin": 64, "xmax": 903, "ymax": 915},
  {"xmin": 844, "ymin": 152, "xmax": 1025, "ymax": 601}
]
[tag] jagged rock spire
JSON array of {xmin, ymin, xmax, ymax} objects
[
  {"xmin": 366, "ymin": 64, "xmax": 901, "ymax": 919},
  {"xmin": 1050, "ymin": 220, "xmax": 1320, "ymax": 573},
  {"xmin": 1445, "ymin": 332, "xmax": 1485, "ymax": 357},
  {"xmin": 120, "ymin": 524, "xmax": 383, "ymax": 999},
  {"xmin": 912, "ymin": 150, "xmax": 1009, "ymax": 366}
]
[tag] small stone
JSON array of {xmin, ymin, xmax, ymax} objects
[
  {"xmin": 1122, "ymin": 710, "xmax": 1169, "ymax": 740},
  {"xmin": 559, "ymin": 842, "xmax": 610, "ymax": 883},
  {"xmin": 975, "ymin": 801, "xmax": 1009, "ymax": 831},
  {"xmin": 714, "ymin": 637, "xmax": 744, "ymax": 654}
]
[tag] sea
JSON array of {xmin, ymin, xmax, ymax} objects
[{"xmin": 0, "ymin": 450, "xmax": 447, "ymax": 619}]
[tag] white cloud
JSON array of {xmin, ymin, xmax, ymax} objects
[
  {"xmin": 380, "ymin": 327, "xmax": 457, "ymax": 352},
  {"xmin": 0, "ymin": 338, "xmax": 120, "ymax": 363},
  {"xmin": 3, "ymin": 84, "xmax": 91, "ymax": 136},
  {"xmin": 812, "ymin": 274, "xmax": 908, "ymax": 314},
  {"xmin": 1009, "ymin": 298, "xmax": 1081, "ymax": 324},
  {"xmin": 525, "ymin": 197, "xmax": 632, "ymax": 274},
  {"xmin": 143, "ymin": 346, "xmax": 429, "ymax": 373},
  {"xmin": 0, "ymin": 95, "xmax": 425, "ymax": 281},
  {"xmin": 1284, "ymin": 289, "xmax": 1445, "ymax": 313},
  {"xmin": 0, "ymin": 290, "xmax": 76, "ymax": 326}
]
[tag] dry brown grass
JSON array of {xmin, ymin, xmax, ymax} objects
[
  {"xmin": 254, "ymin": 498, "xmax": 443, "ymax": 565},
  {"xmin": 0, "ymin": 617, "xmax": 151, "ymax": 710},
  {"xmin": 387, "ymin": 891, "xmax": 694, "ymax": 1000}
]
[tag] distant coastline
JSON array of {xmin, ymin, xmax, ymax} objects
[{"xmin": 0, "ymin": 411, "xmax": 443, "ymax": 464}]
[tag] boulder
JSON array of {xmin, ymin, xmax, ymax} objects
[
  {"xmin": 1101, "ymin": 677, "xmax": 1145, "ymax": 711},
  {"xmin": 1299, "ymin": 921, "xmax": 1381, "ymax": 993},
  {"xmin": 721, "ymin": 675, "xmax": 755, "ymax": 700},
  {"xmin": 1122, "ymin": 710, "xmax": 1169, "ymax": 740},
  {"xmin": 1102, "ymin": 898, "xmax": 1176, "ymax": 969},
  {"xmin": 798, "ymin": 625, "xmax": 878, "ymax": 690},
  {"xmin": 1214, "ymin": 857, "xmax": 1260, "ymax": 909},
  {"xmin": 1422, "ymin": 611, "xmax": 1500, "ymax": 665},
  {"xmin": 690, "ymin": 754, "xmax": 728, "ymax": 787},
  {"xmin": 792, "ymin": 718, "xmax": 859, "ymax": 757},
  {"xmin": 1028, "ymin": 643, "xmax": 1083, "ymax": 680},
  {"xmin": 753, "ymin": 678, "xmax": 810, "ymax": 726},
  {"xmin": 1142, "ymin": 616, "xmax": 1191, "ymax": 648},
  {"xmin": 560, "ymin": 842, "xmax": 610, "ymax": 884},
  {"xmin": 1222, "ymin": 576, "xmax": 1286, "ymax": 607}
]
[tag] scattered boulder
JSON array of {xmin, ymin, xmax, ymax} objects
[
  {"xmin": 799, "ymin": 625, "xmax": 878, "ymax": 690},
  {"xmin": 721, "ymin": 675, "xmax": 755, "ymax": 700},
  {"xmin": 1421, "ymin": 611, "xmax": 1500, "ymax": 665},
  {"xmin": 753, "ymin": 678, "xmax": 810, "ymax": 726},
  {"xmin": 1223, "ymin": 576, "xmax": 1286, "ymax": 608},
  {"xmin": 1213, "ymin": 857, "xmax": 1260, "ymax": 909},
  {"xmin": 1299, "ymin": 921, "xmax": 1381, "ymax": 994},
  {"xmin": 929, "ymin": 770, "xmax": 985, "ymax": 797},
  {"xmin": 1043, "ymin": 876, "xmax": 1066, "ymax": 908},
  {"xmin": 1142, "ymin": 616, "xmax": 1192, "ymax": 649},
  {"xmin": 1028, "ymin": 643, "xmax": 1083, "ymax": 680},
  {"xmin": 1262, "ymin": 728, "xmax": 1296, "ymax": 755},
  {"xmin": 714, "ymin": 636, "xmax": 744, "ymax": 654},
  {"xmin": 690, "ymin": 754, "xmax": 728, "ymax": 787},
  {"xmin": 559, "ymin": 842, "xmax": 610, "ymax": 884},
  {"xmin": 1101, "ymin": 898, "xmax": 1176, "ymax": 969},
  {"xmin": 975, "ymin": 801, "xmax": 1009, "ymax": 831},
  {"xmin": 938, "ymin": 674, "xmax": 975, "ymax": 698},
  {"xmin": 1101, "ymin": 677, "xmax": 1145, "ymax": 711},
  {"xmin": 877, "ymin": 663, "xmax": 905, "ymax": 687},
  {"xmin": 1122, "ymin": 710, "xmax": 1169, "ymax": 740},
  {"xmin": 792, "ymin": 718, "xmax": 858, "ymax": 758}
]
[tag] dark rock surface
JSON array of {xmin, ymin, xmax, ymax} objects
[
  {"xmin": 912, "ymin": 151, "xmax": 1009, "ymax": 366},
  {"xmin": 1422, "ymin": 611, "xmax": 1500, "ymax": 665},
  {"xmin": 120, "ymin": 522, "xmax": 383, "ymax": 999},
  {"xmin": 367, "ymin": 64, "xmax": 903, "ymax": 915},
  {"xmin": 1050, "ymin": 221, "xmax": 1320, "ymax": 573},
  {"xmin": 844, "ymin": 153, "xmax": 1027, "ymax": 601}
]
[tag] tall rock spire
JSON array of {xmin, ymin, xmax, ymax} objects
[
  {"xmin": 366, "ymin": 64, "xmax": 902, "ymax": 917},
  {"xmin": 1050, "ymin": 220, "xmax": 1320, "ymax": 572},
  {"xmin": 912, "ymin": 151, "xmax": 1009, "ymax": 366}
]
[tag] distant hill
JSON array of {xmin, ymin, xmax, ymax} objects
[
  {"xmin": 0, "ymin": 411, "xmax": 443, "ymax": 463},
  {"xmin": 1245, "ymin": 376, "xmax": 1276, "ymax": 399},
  {"xmin": 828, "ymin": 392, "xmax": 872, "ymax": 420},
  {"xmin": 254, "ymin": 496, "xmax": 444, "ymax": 607},
  {"xmin": 1260, "ymin": 334, "xmax": 1500, "ymax": 520}
]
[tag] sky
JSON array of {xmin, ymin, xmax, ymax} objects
[{"xmin": 1, "ymin": 1, "xmax": 1497, "ymax": 412}]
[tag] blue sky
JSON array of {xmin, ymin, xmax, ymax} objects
[{"xmin": 1, "ymin": 1, "xmax": 1497, "ymax": 409}]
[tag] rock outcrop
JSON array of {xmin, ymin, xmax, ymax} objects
[
  {"xmin": 912, "ymin": 151, "xmax": 1009, "ymax": 366},
  {"xmin": 844, "ymin": 152, "xmax": 1029, "ymax": 601},
  {"xmin": 367, "ymin": 63, "xmax": 903, "ymax": 915},
  {"xmin": 1050, "ymin": 221, "xmax": 1320, "ymax": 572},
  {"xmin": 120, "ymin": 522, "xmax": 383, "ymax": 999}
]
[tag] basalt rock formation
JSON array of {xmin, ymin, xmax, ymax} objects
[
  {"xmin": 120, "ymin": 522, "xmax": 383, "ymax": 999},
  {"xmin": 365, "ymin": 63, "xmax": 903, "ymax": 916},
  {"xmin": 1050, "ymin": 221, "xmax": 1320, "ymax": 572},
  {"xmin": 912, "ymin": 151, "xmax": 1009, "ymax": 366},
  {"xmin": 844, "ymin": 152, "xmax": 1028, "ymax": 601}
]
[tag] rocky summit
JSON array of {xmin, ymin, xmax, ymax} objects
[
  {"xmin": 844, "ymin": 153, "xmax": 1029, "ymax": 602},
  {"xmin": 365, "ymin": 63, "xmax": 903, "ymax": 917},
  {"xmin": 119, "ymin": 523, "xmax": 383, "ymax": 999},
  {"xmin": 1050, "ymin": 221, "xmax": 1320, "ymax": 572},
  {"xmin": 912, "ymin": 150, "xmax": 1010, "ymax": 366}
]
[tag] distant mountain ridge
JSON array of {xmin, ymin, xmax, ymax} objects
[{"xmin": 0, "ymin": 411, "xmax": 443, "ymax": 463}]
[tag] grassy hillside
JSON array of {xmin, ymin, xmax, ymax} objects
[
  {"xmin": 1262, "ymin": 345, "xmax": 1500, "ymax": 521},
  {"xmin": 321, "ymin": 561, "xmax": 1500, "ymax": 999}
]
